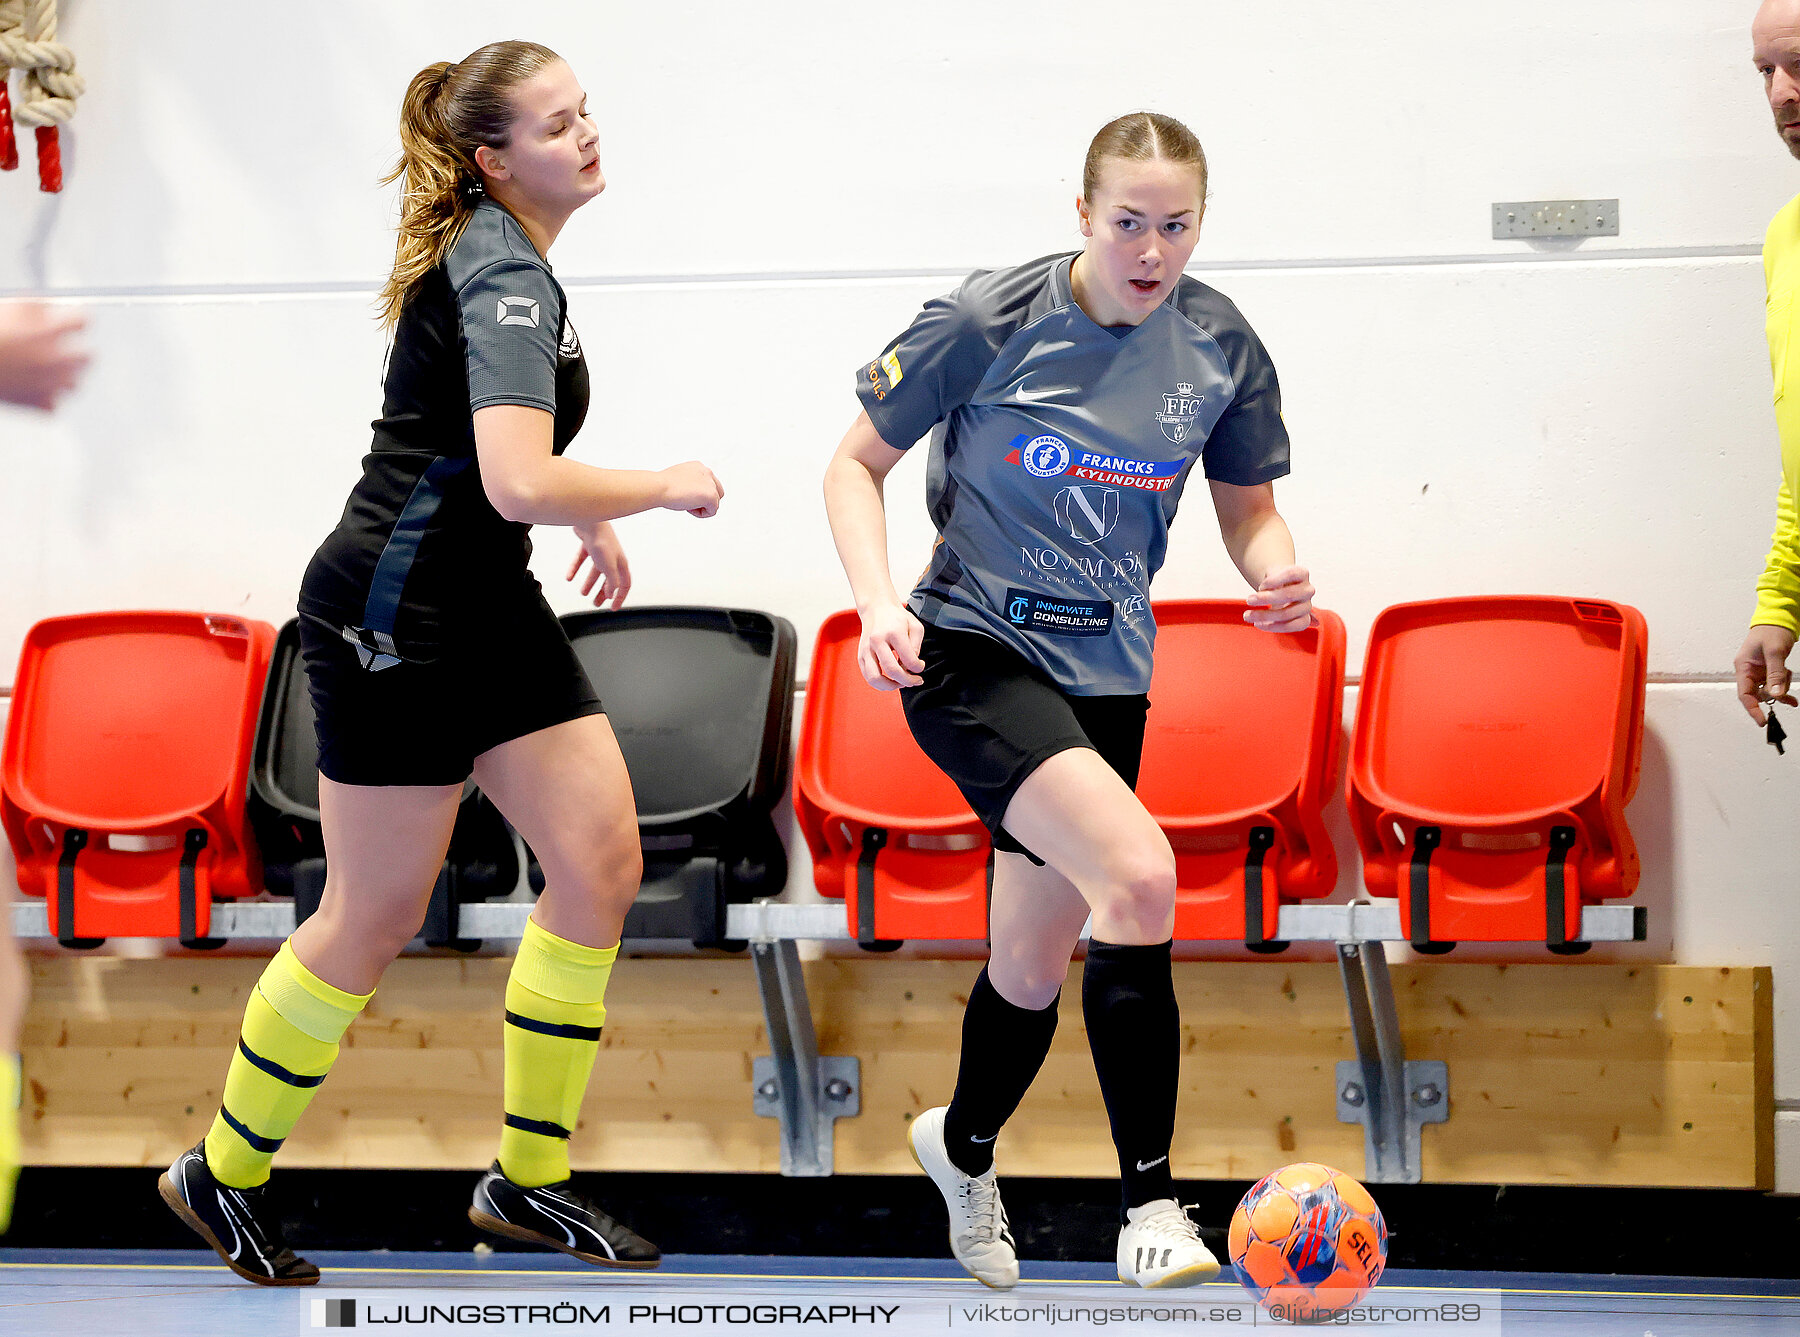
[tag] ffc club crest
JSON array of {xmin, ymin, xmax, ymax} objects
[{"xmin": 1156, "ymin": 382, "xmax": 1204, "ymax": 444}]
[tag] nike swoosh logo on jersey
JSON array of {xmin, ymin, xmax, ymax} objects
[
  {"xmin": 1135, "ymin": 1156, "xmax": 1168, "ymax": 1172},
  {"xmin": 970, "ymin": 1134, "xmax": 997, "ymax": 1144}
]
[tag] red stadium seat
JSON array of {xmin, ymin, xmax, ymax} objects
[
  {"xmin": 1, "ymin": 611, "xmax": 277, "ymax": 948},
  {"xmin": 1347, "ymin": 596, "xmax": 1647, "ymax": 953},
  {"xmin": 793, "ymin": 611, "xmax": 989, "ymax": 948},
  {"xmin": 1138, "ymin": 600, "xmax": 1346, "ymax": 950}
]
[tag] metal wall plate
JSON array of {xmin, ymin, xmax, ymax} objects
[
  {"xmin": 751, "ymin": 1054, "xmax": 860, "ymax": 1177},
  {"xmin": 1336, "ymin": 1057, "xmax": 1449, "ymax": 1184},
  {"xmin": 1492, "ymin": 199, "xmax": 1619, "ymax": 239}
]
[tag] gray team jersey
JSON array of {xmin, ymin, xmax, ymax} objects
[{"xmin": 857, "ymin": 252, "xmax": 1290, "ymax": 695}]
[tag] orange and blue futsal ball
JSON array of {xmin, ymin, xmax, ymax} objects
[{"xmin": 1228, "ymin": 1162, "xmax": 1388, "ymax": 1323}]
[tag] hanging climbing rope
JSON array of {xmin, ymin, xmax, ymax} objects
[{"xmin": 0, "ymin": 0, "xmax": 83, "ymax": 192}]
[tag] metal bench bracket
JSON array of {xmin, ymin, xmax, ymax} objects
[
  {"xmin": 1334, "ymin": 939, "xmax": 1448, "ymax": 1183},
  {"xmin": 748, "ymin": 937, "xmax": 860, "ymax": 1176}
]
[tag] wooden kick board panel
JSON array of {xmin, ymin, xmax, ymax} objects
[{"xmin": 18, "ymin": 955, "xmax": 1772, "ymax": 1187}]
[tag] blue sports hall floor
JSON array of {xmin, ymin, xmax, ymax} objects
[{"xmin": 0, "ymin": 1250, "xmax": 1794, "ymax": 1336}]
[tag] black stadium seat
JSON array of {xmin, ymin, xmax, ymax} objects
[{"xmin": 538, "ymin": 607, "xmax": 797, "ymax": 949}]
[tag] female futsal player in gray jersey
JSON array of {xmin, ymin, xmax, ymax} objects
[{"xmin": 823, "ymin": 112, "xmax": 1314, "ymax": 1290}]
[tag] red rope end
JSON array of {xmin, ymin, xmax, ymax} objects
[
  {"xmin": 35, "ymin": 125, "xmax": 60, "ymax": 192},
  {"xmin": 0, "ymin": 85, "xmax": 17, "ymax": 172}
]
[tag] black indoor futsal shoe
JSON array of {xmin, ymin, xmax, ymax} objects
[
  {"xmin": 469, "ymin": 1163, "xmax": 661, "ymax": 1269},
  {"xmin": 157, "ymin": 1141, "xmax": 321, "ymax": 1287}
]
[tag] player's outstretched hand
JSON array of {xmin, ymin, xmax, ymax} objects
[
  {"xmin": 1246, "ymin": 564, "xmax": 1316, "ymax": 633},
  {"xmin": 0, "ymin": 302, "xmax": 88, "ymax": 411},
  {"xmin": 568, "ymin": 520, "xmax": 631, "ymax": 610},
  {"xmin": 858, "ymin": 602, "xmax": 926, "ymax": 691},
  {"xmin": 1735, "ymin": 623, "xmax": 1797, "ymax": 726},
  {"xmin": 659, "ymin": 461, "xmax": 724, "ymax": 518}
]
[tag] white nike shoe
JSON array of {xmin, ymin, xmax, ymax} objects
[
  {"xmin": 1116, "ymin": 1199, "xmax": 1220, "ymax": 1288},
  {"xmin": 908, "ymin": 1106, "xmax": 1019, "ymax": 1289}
]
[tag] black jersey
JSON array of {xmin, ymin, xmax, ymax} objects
[{"xmin": 300, "ymin": 199, "xmax": 589, "ymax": 666}]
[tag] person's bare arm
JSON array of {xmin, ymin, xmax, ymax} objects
[
  {"xmin": 1210, "ymin": 479, "xmax": 1315, "ymax": 633},
  {"xmin": 823, "ymin": 411, "xmax": 926, "ymax": 689},
  {"xmin": 474, "ymin": 405, "xmax": 722, "ymax": 526}
]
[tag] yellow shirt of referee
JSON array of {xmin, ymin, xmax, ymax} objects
[{"xmin": 1738, "ymin": 1, "xmax": 1800, "ymax": 723}]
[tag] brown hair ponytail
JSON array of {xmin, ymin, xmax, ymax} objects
[{"xmin": 376, "ymin": 40, "xmax": 561, "ymax": 327}]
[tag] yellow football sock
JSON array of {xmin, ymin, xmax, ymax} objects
[
  {"xmin": 498, "ymin": 917, "xmax": 616, "ymax": 1188},
  {"xmin": 0, "ymin": 1054, "xmax": 19, "ymax": 1232},
  {"xmin": 204, "ymin": 940, "xmax": 371, "ymax": 1189}
]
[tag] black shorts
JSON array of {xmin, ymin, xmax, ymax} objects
[
  {"xmin": 900, "ymin": 624, "xmax": 1149, "ymax": 862},
  {"xmin": 298, "ymin": 589, "xmax": 605, "ymax": 787}
]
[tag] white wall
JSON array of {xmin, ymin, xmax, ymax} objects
[{"xmin": 3, "ymin": 2, "xmax": 1798, "ymax": 1181}]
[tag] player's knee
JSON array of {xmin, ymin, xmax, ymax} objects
[
  {"xmin": 348, "ymin": 904, "xmax": 428, "ymax": 964},
  {"xmin": 309, "ymin": 871, "xmax": 436, "ymax": 963},
  {"xmin": 987, "ymin": 952, "xmax": 1066, "ymax": 1011},
  {"xmin": 541, "ymin": 818, "xmax": 641, "ymax": 908},
  {"xmin": 606, "ymin": 837, "xmax": 644, "ymax": 904},
  {"xmin": 1104, "ymin": 849, "xmax": 1177, "ymax": 929}
]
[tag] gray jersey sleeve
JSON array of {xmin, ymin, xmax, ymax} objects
[
  {"xmin": 457, "ymin": 258, "xmax": 563, "ymax": 414},
  {"xmin": 856, "ymin": 271, "xmax": 1028, "ymax": 449},
  {"xmin": 1176, "ymin": 282, "xmax": 1291, "ymax": 486}
]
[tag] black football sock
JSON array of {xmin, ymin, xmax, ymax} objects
[
  {"xmin": 1083, "ymin": 937, "xmax": 1179, "ymax": 1220},
  {"xmin": 940, "ymin": 967, "xmax": 1060, "ymax": 1176}
]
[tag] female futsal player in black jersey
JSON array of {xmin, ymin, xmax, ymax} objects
[
  {"xmin": 159, "ymin": 41, "xmax": 722, "ymax": 1286},
  {"xmin": 824, "ymin": 113, "xmax": 1314, "ymax": 1290}
]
